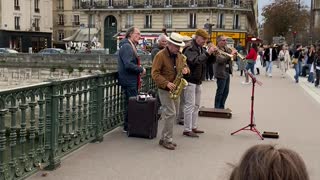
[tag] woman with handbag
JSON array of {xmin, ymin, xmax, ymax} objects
[
  {"xmin": 242, "ymin": 43, "xmax": 258, "ymax": 84},
  {"xmin": 278, "ymin": 44, "xmax": 291, "ymax": 78}
]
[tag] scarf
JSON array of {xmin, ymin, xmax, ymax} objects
[{"xmin": 128, "ymin": 39, "xmax": 142, "ymax": 90}]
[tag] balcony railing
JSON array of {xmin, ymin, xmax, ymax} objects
[
  {"xmin": 216, "ymin": 24, "xmax": 225, "ymax": 29},
  {"xmin": 144, "ymin": 24, "xmax": 152, "ymax": 29},
  {"xmin": 80, "ymin": 0, "xmax": 252, "ymax": 10},
  {"xmin": 35, "ymin": 27, "xmax": 40, "ymax": 31},
  {"xmin": 58, "ymin": 22, "xmax": 64, "ymax": 26},
  {"xmin": 188, "ymin": 24, "xmax": 197, "ymax": 29},
  {"xmin": 14, "ymin": 6, "xmax": 20, "ymax": 10},
  {"xmin": 35, "ymin": 8, "xmax": 40, "ymax": 13},
  {"xmin": 73, "ymin": 22, "xmax": 80, "ymax": 26},
  {"xmin": 15, "ymin": 25, "xmax": 20, "ymax": 30},
  {"xmin": 57, "ymin": 6, "xmax": 64, "ymax": 10},
  {"xmin": 0, "ymin": 68, "xmax": 156, "ymax": 180},
  {"xmin": 233, "ymin": 25, "xmax": 241, "ymax": 30}
]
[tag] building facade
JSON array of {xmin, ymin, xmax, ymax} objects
[
  {"xmin": 52, "ymin": 0, "xmax": 83, "ymax": 49},
  {"xmin": 80, "ymin": 0, "xmax": 258, "ymax": 53},
  {"xmin": 0, "ymin": 0, "xmax": 53, "ymax": 52}
]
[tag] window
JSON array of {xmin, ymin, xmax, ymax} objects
[
  {"xmin": 108, "ymin": 0, "xmax": 113, "ymax": 7},
  {"xmin": 58, "ymin": 0, "xmax": 64, "ymax": 10},
  {"xmin": 190, "ymin": 0, "xmax": 197, "ymax": 7},
  {"xmin": 15, "ymin": 16, "xmax": 20, "ymax": 30},
  {"xmin": 127, "ymin": 0, "xmax": 132, "ymax": 7},
  {"xmin": 73, "ymin": 0, "xmax": 80, "ymax": 9},
  {"xmin": 217, "ymin": 0, "xmax": 224, "ymax": 4},
  {"xmin": 217, "ymin": 13, "xmax": 224, "ymax": 28},
  {"xmin": 58, "ymin": 30, "xmax": 64, "ymax": 41},
  {"xmin": 145, "ymin": 0, "xmax": 152, "ymax": 7},
  {"xmin": 189, "ymin": 13, "xmax": 196, "ymax": 28},
  {"xmin": 35, "ymin": 0, "xmax": 40, "ymax": 13},
  {"xmin": 14, "ymin": 0, "xmax": 20, "ymax": 10},
  {"xmin": 35, "ymin": 18, "xmax": 40, "ymax": 31},
  {"xmin": 233, "ymin": 0, "xmax": 240, "ymax": 6},
  {"xmin": 233, "ymin": 14, "xmax": 240, "ymax": 29},
  {"xmin": 165, "ymin": 0, "xmax": 172, "ymax": 7},
  {"xmin": 145, "ymin": 15, "xmax": 152, "ymax": 28},
  {"xmin": 126, "ymin": 14, "xmax": 133, "ymax": 28},
  {"xmin": 58, "ymin": 14, "xmax": 64, "ymax": 25},
  {"xmin": 164, "ymin": 14, "xmax": 172, "ymax": 28},
  {"xmin": 73, "ymin": 15, "xmax": 80, "ymax": 26}
]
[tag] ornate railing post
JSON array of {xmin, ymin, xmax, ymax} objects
[
  {"xmin": 45, "ymin": 81, "xmax": 61, "ymax": 170},
  {"xmin": 0, "ymin": 109, "xmax": 9, "ymax": 180},
  {"xmin": 92, "ymin": 75, "xmax": 104, "ymax": 142}
]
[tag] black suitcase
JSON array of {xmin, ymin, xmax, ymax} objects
[{"xmin": 127, "ymin": 94, "xmax": 158, "ymax": 139}]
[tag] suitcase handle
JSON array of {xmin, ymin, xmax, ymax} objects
[{"xmin": 136, "ymin": 94, "xmax": 150, "ymax": 103}]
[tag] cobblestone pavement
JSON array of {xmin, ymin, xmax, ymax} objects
[{"xmin": 29, "ymin": 66, "xmax": 320, "ymax": 180}]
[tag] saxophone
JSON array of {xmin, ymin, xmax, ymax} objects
[{"xmin": 169, "ymin": 54, "xmax": 188, "ymax": 100}]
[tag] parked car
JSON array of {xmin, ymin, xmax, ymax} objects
[
  {"xmin": 0, "ymin": 48, "xmax": 19, "ymax": 54},
  {"xmin": 38, "ymin": 48, "xmax": 65, "ymax": 54}
]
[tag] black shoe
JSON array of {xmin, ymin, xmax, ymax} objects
[{"xmin": 177, "ymin": 121, "xmax": 184, "ymax": 125}]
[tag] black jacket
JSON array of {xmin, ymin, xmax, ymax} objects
[
  {"xmin": 183, "ymin": 40, "xmax": 209, "ymax": 85},
  {"xmin": 263, "ymin": 48, "xmax": 278, "ymax": 61}
]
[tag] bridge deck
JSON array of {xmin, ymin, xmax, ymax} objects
[{"xmin": 29, "ymin": 68, "xmax": 320, "ymax": 180}]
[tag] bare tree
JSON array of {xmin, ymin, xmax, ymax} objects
[{"xmin": 261, "ymin": 0, "xmax": 310, "ymax": 45}]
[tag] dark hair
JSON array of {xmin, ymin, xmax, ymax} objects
[
  {"xmin": 125, "ymin": 26, "xmax": 136, "ymax": 38},
  {"xmin": 251, "ymin": 43, "xmax": 258, "ymax": 52},
  {"xmin": 229, "ymin": 144, "xmax": 309, "ymax": 180}
]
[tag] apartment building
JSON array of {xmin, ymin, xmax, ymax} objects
[
  {"xmin": 53, "ymin": 0, "xmax": 84, "ymax": 48},
  {"xmin": 0, "ymin": 0, "xmax": 53, "ymax": 52},
  {"xmin": 80, "ymin": 0, "xmax": 258, "ymax": 53}
]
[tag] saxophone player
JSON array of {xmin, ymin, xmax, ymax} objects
[
  {"xmin": 214, "ymin": 35, "xmax": 237, "ymax": 109},
  {"xmin": 182, "ymin": 29, "xmax": 217, "ymax": 137},
  {"xmin": 151, "ymin": 32, "xmax": 190, "ymax": 150}
]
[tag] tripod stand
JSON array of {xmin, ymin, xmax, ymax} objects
[{"xmin": 231, "ymin": 72, "xmax": 264, "ymax": 140}]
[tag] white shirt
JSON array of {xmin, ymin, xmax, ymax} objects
[{"xmin": 269, "ymin": 48, "xmax": 272, "ymax": 61}]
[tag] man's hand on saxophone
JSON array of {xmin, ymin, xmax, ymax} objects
[{"xmin": 166, "ymin": 82, "xmax": 176, "ymax": 91}]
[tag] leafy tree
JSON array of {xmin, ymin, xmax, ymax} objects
[{"xmin": 261, "ymin": 0, "xmax": 310, "ymax": 44}]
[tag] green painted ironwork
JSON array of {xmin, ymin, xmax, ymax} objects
[{"xmin": 0, "ymin": 67, "xmax": 156, "ymax": 179}]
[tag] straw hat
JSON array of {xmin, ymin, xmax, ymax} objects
[{"xmin": 166, "ymin": 32, "xmax": 185, "ymax": 47}]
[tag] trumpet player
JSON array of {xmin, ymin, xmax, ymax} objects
[
  {"xmin": 214, "ymin": 35, "xmax": 237, "ymax": 109},
  {"xmin": 182, "ymin": 29, "xmax": 217, "ymax": 137},
  {"xmin": 151, "ymin": 32, "xmax": 189, "ymax": 150}
]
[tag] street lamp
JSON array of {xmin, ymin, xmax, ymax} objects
[{"xmin": 88, "ymin": 0, "xmax": 93, "ymax": 49}]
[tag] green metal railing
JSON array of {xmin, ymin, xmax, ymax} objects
[{"xmin": 0, "ymin": 68, "xmax": 155, "ymax": 179}]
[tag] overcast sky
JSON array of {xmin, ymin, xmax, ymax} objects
[{"xmin": 258, "ymin": 0, "xmax": 311, "ymax": 23}]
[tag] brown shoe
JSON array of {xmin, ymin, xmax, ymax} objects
[
  {"xmin": 159, "ymin": 140, "xmax": 177, "ymax": 147},
  {"xmin": 183, "ymin": 131, "xmax": 199, "ymax": 138},
  {"xmin": 159, "ymin": 140, "xmax": 175, "ymax": 150},
  {"xmin": 192, "ymin": 128, "xmax": 204, "ymax": 134}
]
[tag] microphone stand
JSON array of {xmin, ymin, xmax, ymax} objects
[{"xmin": 231, "ymin": 71, "xmax": 263, "ymax": 140}]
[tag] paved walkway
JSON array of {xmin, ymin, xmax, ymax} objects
[{"xmin": 29, "ymin": 66, "xmax": 320, "ymax": 180}]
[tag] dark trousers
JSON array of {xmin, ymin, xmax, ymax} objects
[
  {"xmin": 122, "ymin": 86, "xmax": 138, "ymax": 131},
  {"xmin": 214, "ymin": 74, "xmax": 230, "ymax": 109},
  {"xmin": 206, "ymin": 63, "xmax": 214, "ymax": 80},
  {"xmin": 315, "ymin": 69, "xmax": 320, "ymax": 87}
]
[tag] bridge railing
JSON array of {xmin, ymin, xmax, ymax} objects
[{"xmin": 0, "ymin": 67, "xmax": 155, "ymax": 179}]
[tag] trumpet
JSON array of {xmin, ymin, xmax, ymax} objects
[
  {"xmin": 227, "ymin": 45, "xmax": 246, "ymax": 60},
  {"xmin": 209, "ymin": 44, "xmax": 236, "ymax": 61}
]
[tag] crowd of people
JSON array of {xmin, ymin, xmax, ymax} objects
[{"xmin": 117, "ymin": 26, "xmax": 311, "ymax": 178}]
